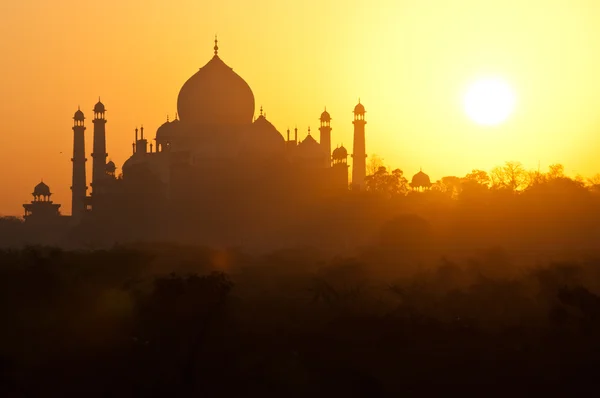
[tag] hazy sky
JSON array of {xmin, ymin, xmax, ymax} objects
[{"xmin": 1, "ymin": 0, "xmax": 600, "ymax": 215}]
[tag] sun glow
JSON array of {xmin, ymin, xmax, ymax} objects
[{"xmin": 464, "ymin": 78, "xmax": 516, "ymax": 126}]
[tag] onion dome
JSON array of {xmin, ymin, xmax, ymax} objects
[
  {"xmin": 105, "ymin": 160, "xmax": 116, "ymax": 173},
  {"xmin": 297, "ymin": 133, "xmax": 324, "ymax": 160},
  {"xmin": 332, "ymin": 145, "xmax": 348, "ymax": 163},
  {"xmin": 354, "ymin": 101, "xmax": 365, "ymax": 114},
  {"xmin": 320, "ymin": 108, "xmax": 331, "ymax": 122},
  {"xmin": 122, "ymin": 154, "xmax": 145, "ymax": 174},
  {"xmin": 411, "ymin": 169, "xmax": 432, "ymax": 188},
  {"xmin": 33, "ymin": 181, "xmax": 51, "ymax": 197},
  {"xmin": 93, "ymin": 100, "xmax": 105, "ymax": 113},
  {"xmin": 74, "ymin": 108, "xmax": 85, "ymax": 121},
  {"xmin": 155, "ymin": 119, "xmax": 173, "ymax": 141},
  {"xmin": 242, "ymin": 114, "xmax": 285, "ymax": 157},
  {"xmin": 177, "ymin": 40, "xmax": 255, "ymax": 126}
]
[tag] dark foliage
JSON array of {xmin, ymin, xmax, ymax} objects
[{"xmin": 2, "ymin": 245, "xmax": 600, "ymax": 396}]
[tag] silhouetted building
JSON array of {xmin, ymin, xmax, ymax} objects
[
  {"xmin": 91, "ymin": 99, "xmax": 108, "ymax": 195},
  {"xmin": 23, "ymin": 182, "xmax": 61, "ymax": 222},
  {"xmin": 352, "ymin": 100, "xmax": 367, "ymax": 191},
  {"xmin": 26, "ymin": 38, "xmax": 371, "ymax": 246},
  {"xmin": 319, "ymin": 108, "xmax": 332, "ymax": 168},
  {"xmin": 410, "ymin": 169, "xmax": 432, "ymax": 191},
  {"xmin": 71, "ymin": 108, "xmax": 87, "ymax": 223}
]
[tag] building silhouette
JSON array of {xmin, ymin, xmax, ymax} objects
[
  {"xmin": 71, "ymin": 108, "xmax": 87, "ymax": 223},
  {"xmin": 352, "ymin": 101, "xmax": 367, "ymax": 191},
  {"xmin": 26, "ymin": 39, "xmax": 370, "ymax": 246},
  {"xmin": 23, "ymin": 182, "xmax": 61, "ymax": 221},
  {"xmin": 410, "ymin": 169, "xmax": 432, "ymax": 191}
]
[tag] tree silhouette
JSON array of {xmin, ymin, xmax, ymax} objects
[
  {"xmin": 366, "ymin": 154, "xmax": 386, "ymax": 176},
  {"xmin": 365, "ymin": 166, "xmax": 408, "ymax": 196},
  {"xmin": 548, "ymin": 164, "xmax": 566, "ymax": 180},
  {"xmin": 433, "ymin": 176, "xmax": 462, "ymax": 198},
  {"xmin": 490, "ymin": 161, "xmax": 529, "ymax": 191},
  {"xmin": 463, "ymin": 169, "xmax": 491, "ymax": 186}
]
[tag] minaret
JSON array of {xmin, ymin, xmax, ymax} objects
[
  {"xmin": 351, "ymin": 100, "xmax": 367, "ymax": 191},
  {"xmin": 136, "ymin": 125, "xmax": 148, "ymax": 154},
  {"xmin": 91, "ymin": 99, "xmax": 108, "ymax": 195},
  {"xmin": 71, "ymin": 107, "xmax": 87, "ymax": 222},
  {"xmin": 319, "ymin": 107, "xmax": 332, "ymax": 167}
]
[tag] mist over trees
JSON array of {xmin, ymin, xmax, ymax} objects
[{"xmin": 3, "ymin": 159, "xmax": 600, "ymax": 395}]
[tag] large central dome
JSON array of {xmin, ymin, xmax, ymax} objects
[{"xmin": 177, "ymin": 43, "xmax": 255, "ymax": 126}]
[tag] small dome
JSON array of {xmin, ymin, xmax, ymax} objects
[
  {"xmin": 300, "ymin": 134, "xmax": 318, "ymax": 146},
  {"xmin": 94, "ymin": 100, "xmax": 105, "ymax": 113},
  {"xmin": 242, "ymin": 115, "xmax": 285, "ymax": 158},
  {"xmin": 334, "ymin": 145, "xmax": 348, "ymax": 159},
  {"xmin": 33, "ymin": 181, "xmax": 51, "ymax": 197},
  {"xmin": 297, "ymin": 133, "xmax": 324, "ymax": 160},
  {"xmin": 106, "ymin": 161, "xmax": 116, "ymax": 172},
  {"xmin": 411, "ymin": 170, "xmax": 432, "ymax": 188},
  {"xmin": 155, "ymin": 119, "xmax": 173, "ymax": 141},
  {"xmin": 332, "ymin": 145, "xmax": 348, "ymax": 162},
  {"xmin": 354, "ymin": 102, "xmax": 365, "ymax": 114},
  {"xmin": 320, "ymin": 109, "xmax": 331, "ymax": 121},
  {"xmin": 74, "ymin": 109, "xmax": 85, "ymax": 121}
]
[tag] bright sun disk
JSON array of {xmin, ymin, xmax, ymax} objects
[{"xmin": 464, "ymin": 78, "xmax": 516, "ymax": 126}]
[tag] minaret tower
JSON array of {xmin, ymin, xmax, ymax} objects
[
  {"xmin": 91, "ymin": 98, "xmax": 108, "ymax": 195},
  {"xmin": 319, "ymin": 107, "xmax": 332, "ymax": 167},
  {"xmin": 71, "ymin": 108, "xmax": 87, "ymax": 222},
  {"xmin": 351, "ymin": 100, "xmax": 367, "ymax": 191}
]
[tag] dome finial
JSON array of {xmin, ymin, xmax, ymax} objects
[
  {"xmin": 166, "ymin": 114, "xmax": 169, "ymax": 122},
  {"xmin": 260, "ymin": 105, "xmax": 263, "ymax": 117},
  {"xmin": 214, "ymin": 35, "xmax": 219, "ymax": 56}
]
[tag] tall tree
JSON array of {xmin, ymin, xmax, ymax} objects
[
  {"xmin": 463, "ymin": 169, "xmax": 491, "ymax": 186},
  {"xmin": 490, "ymin": 161, "xmax": 529, "ymax": 191},
  {"xmin": 365, "ymin": 167, "xmax": 408, "ymax": 197}
]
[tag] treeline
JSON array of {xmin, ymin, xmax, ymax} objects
[
  {"xmin": 2, "ymin": 160, "xmax": 600, "ymax": 255},
  {"xmin": 365, "ymin": 160, "xmax": 600, "ymax": 196},
  {"xmin": 2, "ymin": 244, "xmax": 600, "ymax": 395}
]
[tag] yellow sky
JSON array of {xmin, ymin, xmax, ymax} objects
[{"xmin": 1, "ymin": 0, "xmax": 600, "ymax": 215}]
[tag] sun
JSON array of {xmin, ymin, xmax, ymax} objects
[{"xmin": 464, "ymin": 78, "xmax": 516, "ymax": 126}]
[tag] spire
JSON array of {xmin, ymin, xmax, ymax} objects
[
  {"xmin": 260, "ymin": 106, "xmax": 263, "ymax": 117},
  {"xmin": 214, "ymin": 35, "xmax": 219, "ymax": 56}
]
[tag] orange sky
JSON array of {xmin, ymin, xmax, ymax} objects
[{"xmin": 2, "ymin": 0, "xmax": 600, "ymax": 215}]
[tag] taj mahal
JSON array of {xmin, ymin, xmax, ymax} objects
[{"xmin": 21, "ymin": 38, "xmax": 380, "ymax": 247}]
